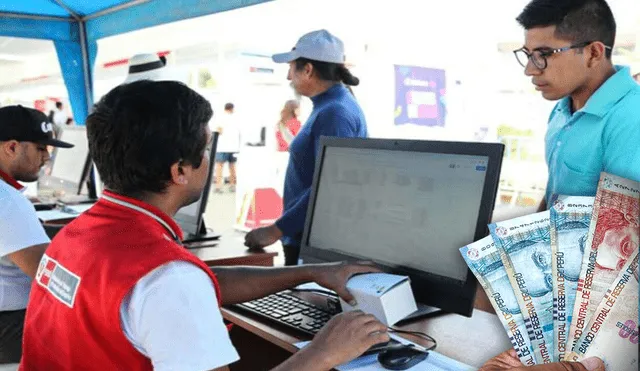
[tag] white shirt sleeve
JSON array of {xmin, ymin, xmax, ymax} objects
[
  {"xmin": 121, "ymin": 261, "xmax": 239, "ymax": 371},
  {"xmin": 0, "ymin": 184, "xmax": 50, "ymax": 257}
]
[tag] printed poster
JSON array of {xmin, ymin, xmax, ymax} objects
[{"xmin": 394, "ymin": 65, "xmax": 446, "ymax": 127}]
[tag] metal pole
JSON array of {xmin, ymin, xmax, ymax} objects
[
  {"xmin": 51, "ymin": 0, "xmax": 96, "ymax": 196},
  {"xmin": 78, "ymin": 20, "xmax": 93, "ymax": 113},
  {"xmin": 0, "ymin": 11, "xmax": 70, "ymax": 21},
  {"xmin": 51, "ymin": 0, "xmax": 93, "ymax": 115},
  {"xmin": 82, "ymin": 0, "xmax": 151, "ymax": 21}
]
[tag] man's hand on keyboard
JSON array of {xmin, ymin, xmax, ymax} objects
[
  {"xmin": 310, "ymin": 261, "xmax": 381, "ymax": 306},
  {"xmin": 479, "ymin": 349, "xmax": 604, "ymax": 371},
  {"xmin": 305, "ymin": 311, "xmax": 389, "ymax": 369}
]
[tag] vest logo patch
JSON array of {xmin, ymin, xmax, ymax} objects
[{"xmin": 36, "ymin": 254, "xmax": 81, "ymax": 308}]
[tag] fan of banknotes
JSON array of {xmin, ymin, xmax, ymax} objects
[{"xmin": 460, "ymin": 172, "xmax": 639, "ymax": 370}]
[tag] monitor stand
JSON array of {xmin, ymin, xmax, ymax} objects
[
  {"xmin": 182, "ymin": 217, "xmax": 221, "ymax": 246},
  {"xmin": 395, "ymin": 303, "xmax": 444, "ymax": 325}
]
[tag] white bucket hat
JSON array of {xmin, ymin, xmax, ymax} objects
[{"xmin": 124, "ymin": 53, "xmax": 171, "ymax": 83}]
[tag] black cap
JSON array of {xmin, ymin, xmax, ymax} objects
[{"xmin": 0, "ymin": 105, "xmax": 74, "ymax": 148}]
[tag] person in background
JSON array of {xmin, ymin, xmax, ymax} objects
[
  {"xmin": 276, "ymin": 99, "xmax": 302, "ymax": 152},
  {"xmin": 244, "ymin": 29, "xmax": 368, "ymax": 265},
  {"xmin": 20, "ymin": 80, "xmax": 388, "ymax": 371},
  {"xmin": 0, "ymin": 105, "xmax": 73, "ymax": 363},
  {"xmin": 51, "ymin": 102, "xmax": 67, "ymax": 129},
  {"xmin": 47, "ymin": 109, "xmax": 61, "ymax": 140},
  {"xmin": 214, "ymin": 103, "xmax": 240, "ymax": 193},
  {"xmin": 512, "ymin": 0, "xmax": 640, "ymax": 211}
]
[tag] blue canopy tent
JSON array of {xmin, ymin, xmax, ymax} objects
[{"xmin": 0, "ymin": 0, "xmax": 271, "ymax": 124}]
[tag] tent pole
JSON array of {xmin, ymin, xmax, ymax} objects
[
  {"xmin": 0, "ymin": 11, "xmax": 70, "ymax": 21},
  {"xmin": 51, "ymin": 0, "xmax": 93, "ymax": 113},
  {"xmin": 83, "ymin": 0, "xmax": 151, "ymax": 21},
  {"xmin": 78, "ymin": 21, "xmax": 92, "ymax": 112}
]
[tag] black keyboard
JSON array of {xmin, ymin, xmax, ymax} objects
[
  {"xmin": 235, "ymin": 290, "xmax": 337, "ymax": 335},
  {"xmin": 233, "ymin": 290, "xmax": 400, "ymax": 355}
]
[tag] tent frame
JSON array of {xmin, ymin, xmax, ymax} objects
[{"xmin": 0, "ymin": 0, "xmax": 271, "ymax": 124}]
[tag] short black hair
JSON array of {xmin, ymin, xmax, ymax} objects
[
  {"xmin": 87, "ymin": 80, "xmax": 212, "ymax": 196},
  {"xmin": 294, "ymin": 58, "xmax": 360, "ymax": 86},
  {"xmin": 516, "ymin": 0, "xmax": 616, "ymax": 58},
  {"xmin": 55, "ymin": 102, "xmax": 63, "ymax": 109},
  {"xmin": 224, "ymin": 103, "xmax": 234, "ymax": 111}
]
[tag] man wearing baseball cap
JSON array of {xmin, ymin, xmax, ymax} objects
[
  {"xmin": 245, "ymin": 29, "xmax": 368, "ymax": 265},
  {"xmin": 0, "ymin": 105, "xmax": 73, "ymax": 363}
]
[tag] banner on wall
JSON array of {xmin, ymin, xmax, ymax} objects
[{"xmin": 394, "ymin": 65, "xmax": 446, "ymax": 127}]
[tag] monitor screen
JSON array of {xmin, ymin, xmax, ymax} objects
[
  {"xmin": 50, "ymin": 127, "xmax": 89, "ymax": 185},
  {"xmin": 301, "ymin": 138, "xmax": 504, "ymax": 316},
  {"xmin": 174, "ymin": 132, "xmax": 218, "ymax": 235},
  {"xmin": 92, "ymin": 164, "xmax": 103, "ymax": 199},
  {"xmin": 309, "ymin": 146, "xmax": 488, "ymax": 283}
]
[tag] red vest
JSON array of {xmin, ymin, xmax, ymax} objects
[{"xmin": 20, "ymin": 191, "xmax": 224, "ymax": 371}]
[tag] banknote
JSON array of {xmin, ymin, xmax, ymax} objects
[
  {"xmin": 490, "ymin": 211, "xmax": 554, "ymax": 364},
  {"xmin": 568, "ymin": 173, "xmax": 640, "ymax": 352},
  {"xmin": 565, "ymin": 250, "xmax": 639, "ymax": 371},
  {"xmin": 460, "ymin": 236, "xmax": 537, "ymax": 366},
  {"xmin": 549, "ymin": 196, "xmax": 594, "ymax": 361}
]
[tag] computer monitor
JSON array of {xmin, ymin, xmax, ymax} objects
[
  {"xmin": 175, "ymin": 132, "xmax": 220, "ymax": 242},
  {"xmin": 91, "ymin": 163, "xmax": 104, "ymax": 199},
  {"xmin": 300, "ymin": 137, "xmax": 504, "ymax": 317},
  {"xmin": 49, "ymin": 127, "xmax": 89, "ymax": 188}
]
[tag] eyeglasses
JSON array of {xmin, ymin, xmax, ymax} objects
[{"xmin": 513, "ymin": 41, "xmax": 612, "ymax": 70}]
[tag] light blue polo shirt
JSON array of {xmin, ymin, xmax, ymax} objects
[{"xmin": 545, "ymin": 66, "xmax": 640, "ymax": 204}]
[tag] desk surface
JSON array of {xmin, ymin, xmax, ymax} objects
[
  {"xmin": 187, "ymin": 231, "xmax": 279, "ymax": 267},
  {"xmin": 222, "ymin": 305, "xmax": 512, "ymax": 368}
]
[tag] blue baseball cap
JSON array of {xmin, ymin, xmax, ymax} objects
[{"xmin": 272, "ymin": 29, "xmax": 346, "ymax": 64}]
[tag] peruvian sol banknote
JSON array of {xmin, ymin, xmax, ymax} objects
[
  {"xmin": 460, "ymin": 236, "xmax": 537, "ymax": 366},
  {"xmin": 565, "ymin": 250, "xmax": 639, "ymax": 371},
  {"xmin": 490, "ymin": 211, "xmax": 554, "ymax": 364},
  {"xmin": 568, "ymin": 173, "xmax": 640, "ymax": 352},
  {"xmin": 549, "ymin": 196, "xmax": 595, "ymax": 361}
]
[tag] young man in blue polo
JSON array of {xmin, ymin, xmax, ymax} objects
[{"xmin": 513, "ymin": 0, "xmax": 640, "ymax": 210}]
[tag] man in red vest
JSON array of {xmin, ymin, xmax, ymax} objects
[{"xmin": 21, "ymin": 81, "xmax": 388, "ymax": 371}]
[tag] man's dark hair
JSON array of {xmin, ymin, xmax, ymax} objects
[
  {"xmin": 55, "ymin": 102, "xmax": 63, "ymax": 109},
  {"xmin": 224, "ymin": 103, "xmax": 234, "ymax": 111},
  {"xmin": 516, "ymin": 0, "xmax": 616, "ymax": 59},
  {"xmin": 87, "ymin": 80, "xmax": 212, "ymax": 196},
  {"xmin": 294, "ymin": 58, "xmax": 360, "ymax": 86}
]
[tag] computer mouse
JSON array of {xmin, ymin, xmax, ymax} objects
[
  {"xmin": 362, "ymin": 338, "xmax": 400, "ymax": 356},
  {"xmin": 377, "ymin": 345, "xmax": 429, "ymax": 370}
]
